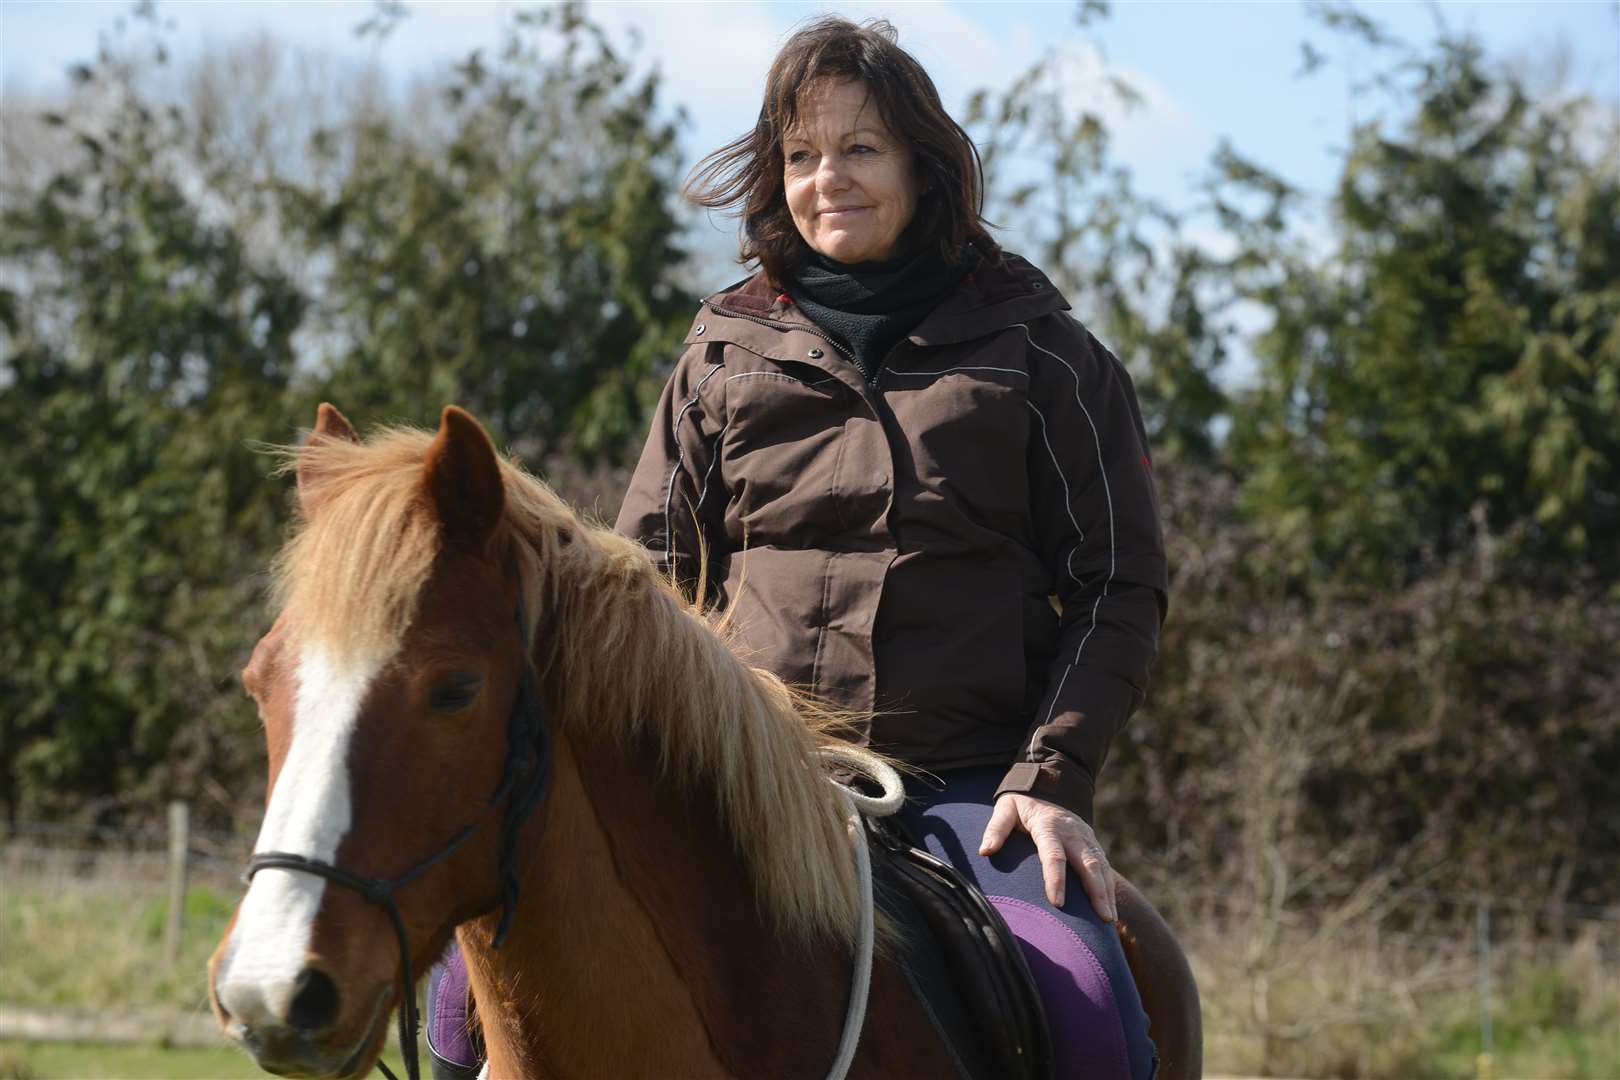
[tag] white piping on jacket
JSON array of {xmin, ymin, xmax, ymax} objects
[
  {"xmin": 725, "ymin": 370, "xmax": 838, "ymax": 388},
  {"xmin": 881, "ymin": 364, "xmax": 1029, "ymax": 381},
  {"xmin": 695, "ymin": 425, "xmax": 728, "ymax": 519},
  {"xmin": 1018, "ymin": 323, "xmax": 1118, "ymax": 730},
  {"xmin": 662, "ymin": 362, "xmax": 724, "ymax": 582},
  {"xmin": 1025, "ymin": 400, "xmax": 1086, "ymax": 586}
]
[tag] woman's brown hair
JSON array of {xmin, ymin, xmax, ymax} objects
[{"xmin": 684, "ymin": 17, "xmax": 999, "ymax": 287}]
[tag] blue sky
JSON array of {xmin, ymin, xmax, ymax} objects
[{"xmin": 3, "ymin": 0, "xmax": 1616, "ymax": 268}]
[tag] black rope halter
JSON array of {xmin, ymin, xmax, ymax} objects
[{"xmin": 246, "ymin": 577, "xmax": 551, "ymax": 1080}]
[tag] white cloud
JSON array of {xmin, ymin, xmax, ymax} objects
[
  {"xmin": 1048, "ymin": 40, "xmax": 1209, "ymax": 168},
  {"xmin": 4, "ymin": 1, "xmax": 1208, "ymax": 172},
  {"xmin": 596, "ymin": 2, "xmax": 787, "ymax": 117},
  {"xmin": 586, "ymin": 1, "xmax": 1044, "ymax": 171},
  {"xmin": 816, "ymin": 0, "xmax": 1034, "ymax": 107}
]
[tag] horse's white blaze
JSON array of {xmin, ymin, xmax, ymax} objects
[{"xmin": 216, "ymin": 644, "xmax": 385, "ymax": 1028}]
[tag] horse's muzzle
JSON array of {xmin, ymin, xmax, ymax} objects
[{"xmin": 213, "ymin": 968, "xmax": 389, "ymax": 1079}]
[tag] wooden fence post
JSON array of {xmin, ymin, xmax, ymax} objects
[
  {"xmin": 165, "ymin": 800, "xmax": 190, "ymax": 971},
  {"xmin": 1476, "ymin": 899, "xmax": 1493, "ymax": 1080}
]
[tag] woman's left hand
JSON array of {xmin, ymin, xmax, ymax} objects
[{"xmin": 979, "ymin": 793, "xmax": 1118, "ymax": 922}]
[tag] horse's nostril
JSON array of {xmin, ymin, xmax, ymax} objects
[
  {"xmin": 211, "ymin": 980, "xmax": 233, "ymax": 1023},
  {"xmin": 287, "ymin": 968, "xmax": 340, "ymax": 1034}
]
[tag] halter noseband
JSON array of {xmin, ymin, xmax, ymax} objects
[{"xmin": 245, "ymin": 577, "xmax": 550, "ymax": 1080}]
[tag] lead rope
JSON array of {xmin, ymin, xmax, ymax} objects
[{"xmin": 818, "ymin": 745, "xmax": 904, "ymax": 1080}]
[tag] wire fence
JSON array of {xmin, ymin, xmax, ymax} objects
[
  {"xmin": 2, "ymin": 813, "xmax": 247, "ymax": 894},
  {"xmin": 1161, "ymin": 881, "xmax": 1620, "ymax": 957},
  {"xmin": 4, "ymin": 812, "xmax": 1618, "ymax": 1076},
  {"xmin": 5, "ymin": 813, "xmax": 1618, "ymax": 967},
  {"xmin": 1132, "ymin": 876, "xmax": 1620, "ymax": 1076}
]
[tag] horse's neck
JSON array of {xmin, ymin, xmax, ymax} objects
[
  {"xmin": 456, "ymin": 731, "xmax": 728, "ymax": 1078},
  {"xmin": 458, "ymin": 727, "xmax": 855, "ymax": 1079}
]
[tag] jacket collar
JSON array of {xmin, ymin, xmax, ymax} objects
[
  {"xmin": 691, "ymin": 276, "xmax": 869, "ymax": 395},
  {"xmin": 907, "ymin": 252, "xmax": 1070, "ymax": 345},
  {"xmin": 702, "ymin": 252, "xmax": 1067, "ymax": 340},
  {"xmin": 692, "ymin": 251, "xmax": 1070, "ymax": 388}
]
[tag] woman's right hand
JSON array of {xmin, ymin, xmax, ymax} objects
[{"xmin": 979, "ymin": 792, "xmax": 1118, "ymax": 922}]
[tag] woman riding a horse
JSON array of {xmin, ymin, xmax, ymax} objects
[
  {"xmin": 212, "ymin": 16, "xmax": 1191, "ymax": 1080},
  {"xmin": 452, "ymin": 15, "xmax": 1168, "ymax": 1076}
]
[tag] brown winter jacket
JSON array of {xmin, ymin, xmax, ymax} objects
[{"xmin": 615, "ymin": 252, "xmax": 1167, "ymax": 824}]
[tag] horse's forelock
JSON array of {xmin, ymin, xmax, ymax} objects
[
  {"xmin": 269, "ymin": 426, "xmax": 576, "ymax": 664},
  {"xmin": 273, "ymin": 429, "xmax": 455, "ymax": 662}
]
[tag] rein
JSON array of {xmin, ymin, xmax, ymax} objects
[
  {"xmin": 246, "ymin": 839, "xmax": 470, "ymax": 1080},
  {"xmin": 245, "ymin": 574, "xmax": 550, "ymax": 1080},
  {"xmin": 819, "ymin": 745, "xmax": 904, "ymax": 1080}
]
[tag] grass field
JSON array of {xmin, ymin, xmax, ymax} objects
[
  {"xmin": 1, "ymin": 1041, "xmax": 272, "ymax": 1079},
  {"xmin": 1185, "ymin": 922, "xmax": 1620, "ymax": 1080},
  {"xmin": 1, "ymin": 879, "xmax": 236, "ymax": 1014},
  {"xmin": 0, "ymin": 877, "xmax": 415, "ymax": 1080},
  {"xmin": 0, "ymin": 1041, "xmax": 412, "ymax": 1080},
  {"xmin": 2, "ymin": 871, "xmax": 1616, "ymax": 1078}
]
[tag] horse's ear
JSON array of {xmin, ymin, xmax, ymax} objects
[
  {"xmin": 423, "ymin": 406, "xmax": 505, "ymax": 551},
  {"xmin": 312, "ymin": 403, "xmax": 358, "ymax": 444},
  {"xmin": 297, "ymin": 403, "xmax": 359, "ymax": 516}
]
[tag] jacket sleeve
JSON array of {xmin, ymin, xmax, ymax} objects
[
  {"xmin": 996, "ymin": 317, "xmax": 1169, "ymax": 825},
  {"xmin": 614, "ymin": 342, "xmax": 730, "ymax": 607}
]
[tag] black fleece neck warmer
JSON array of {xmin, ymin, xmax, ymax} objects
[{"xmin": 788, "ymin": 245, "xmax": 979, "ymax": 381}]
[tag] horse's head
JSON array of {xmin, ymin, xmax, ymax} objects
[{"xmin": 211, "ymin": 404, "xmax": 551, "ymax": 1079}]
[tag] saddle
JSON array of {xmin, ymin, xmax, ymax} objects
[{"xmin": 866, "ymin": 814, "xmax": 1054, "ymax": 1080}]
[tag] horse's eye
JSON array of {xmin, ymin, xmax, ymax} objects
[{"xmin": 430, "ymin": 672, "xmax": 483, "ymax": 713}]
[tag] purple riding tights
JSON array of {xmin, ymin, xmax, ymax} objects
[
  {"xmin": 899, "ymin": 766, "xmax": 1156, "ymax": 1080},
  {"xmin": 426, "ymin": 766, "xmax": 1156, "ymax": 1080}
]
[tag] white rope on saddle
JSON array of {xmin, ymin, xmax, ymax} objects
[{"xmin": 818, "ymin": 744, "xmax": 904, "ymax": 1080}]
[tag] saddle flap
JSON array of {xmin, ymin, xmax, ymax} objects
[{"xmin": 868, "ymin": 817, "xmax": 1054, "ymax": 1080}]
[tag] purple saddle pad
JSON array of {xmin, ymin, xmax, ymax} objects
[
  {"xmin": 427, "ymin": 946, "xmax": 477, "ymax": 1070},
  {"xmin": 991, "ymin": 896, "xmax": 1131, "ymax": 1080}
]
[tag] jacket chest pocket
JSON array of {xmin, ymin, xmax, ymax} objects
[
  {"xmin": 720, "ymin": 367, "xmax": 862, "ymax": 545},
  {"xmin": 877, "ymin": 366, "xmax": 1031, "ymax": 537}
]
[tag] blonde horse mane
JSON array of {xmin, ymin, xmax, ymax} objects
[{"xmin": 271, "ymin": 425, "xmax": 869, "ymax": 944}]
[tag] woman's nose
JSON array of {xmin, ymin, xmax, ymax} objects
[{"xmin": 815, "ymin": 156, "xmax": 851, "ymax": 193}]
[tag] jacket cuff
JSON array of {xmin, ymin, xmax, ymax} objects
[{"xmin": 995, "ymin": 759, "xmax": 1097, "ymax": 825}]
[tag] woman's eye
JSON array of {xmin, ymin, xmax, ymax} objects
[
  {"xmin": 430, "ymin": 672, "xmax": 483, "ymax": 713},
  {"xmin": 787, "ymin": 150, "xmax": 810, "ymax": 165},
  {"xmin": 849, "ymin": 143, "xmax": 874, "ymax": 154}
]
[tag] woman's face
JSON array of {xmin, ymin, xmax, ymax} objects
[{"xmin": 783, "ymin": 79, "xmax": 921, "ymax": 265}]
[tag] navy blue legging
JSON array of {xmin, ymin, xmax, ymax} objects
[{"xmin": 899, "ymin": 766, "xmax": 1156, "ymax": 1080}]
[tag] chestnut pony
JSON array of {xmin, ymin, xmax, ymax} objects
[{"xmin": 210, "ymin": 404, "xmax": 1201, "ymax": 1080}]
